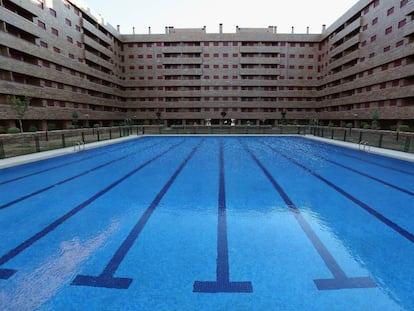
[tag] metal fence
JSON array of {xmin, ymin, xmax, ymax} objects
[
  {"xmin": 0, "ymin": 125, "xmax": 413, "ymax": 159},
  {"xmin": 309, "ymin": 126, "xmax": 414, "ymax": 154},
  {"xmin": 0, "ymin": 126, "xmax": 140, "ymax": 159}
]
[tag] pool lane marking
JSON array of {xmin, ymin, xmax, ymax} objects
[
  {"xmin": 0, "ymin": 141, "xmax": 184, "ymax": 280},
  {"xmin": 193, "ymin": 140, "xmax": 253, "ymax": 293},
  {"xmin": 304, "ymin": 148, "xmax": 414, "ymax": 197},
  {"xmin": 0, "ymin": 141, "xmax": 164, "ymax": 210},
  {"xmin": 294, "ymin": 137, "xmax": 414, "ymax": 177},
  {"xmin": 241, "ymin": 140, "xmax": 376, "ymax": 291},
  {"xmin": 262, "ymin": 140, "xmax": 414, "ymax": 245},
  {"xmin": 0, "ymin": 137, "xmax": 150, "ymax": 186},
  {"xmin": 71, "ymin": 140, "xmax": 203, "ymax": 289}
]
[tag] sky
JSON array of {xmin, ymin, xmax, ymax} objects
[{"xmin": 80, "ymin": 0, "xmax": 360, "ymax": 35}]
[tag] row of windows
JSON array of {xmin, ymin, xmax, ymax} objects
[{"xmin": 125, "ymin": 42, "xmax": 316, "ymax": 48}]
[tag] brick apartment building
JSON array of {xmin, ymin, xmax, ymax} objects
[{"xmin": 0, "ymin": 0, "xmax": 413, "ymax": 131}]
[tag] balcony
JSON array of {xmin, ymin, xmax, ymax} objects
[
  {"xmin": 81, "ymin": 19, "xmax": 112, "ymax": 46},
  {"xmin": 330, "ymin": 18, "xmax": 361, "ymax": 46},
  {"xmin": 84, "ymin": 50, "xmax": 113, "ymax": 70},
  {"xmin": 239, "ymin": 68, "xmax": 281, "ymax": 76},
  {"xmin": 239, "ymin": 46, "xmax": 280, "ymax": 53},
  {"xmin": 163, "ymin": 68, "xmax": 202, "ymax": 76},
  {"xmin": 162, "ymin": 57, "xmax": 203, "ymax": 65},
  {"xmin": 162, "ymin": 46, "xmax": 203, "ymax": 54},
  {"xmin": 240, "ymin": 57, "xmax": 280, "ymax": 65},
  {"xmin": 0, "ymin": 7, "xmax": 41, "ymax": 38},
  {"xmin": 83, "ymin": 36, "xmax": 112, "ymax": 58}
]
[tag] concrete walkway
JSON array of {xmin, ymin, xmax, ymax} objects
[{"xmin": 0, "ymin": 135, "xmax": 140, "ymax": 169}]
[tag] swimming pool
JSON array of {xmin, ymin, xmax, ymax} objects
[{"xmin": 0, "ymin": 136, "xmax": 413, "ymax": 310}]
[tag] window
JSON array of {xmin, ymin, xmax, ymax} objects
[
  {"xmin": 53, "ymin": 46, "xmax": 60, "ymax": 53},
  {"xmin": 69, "ymin": 53, "xmax": 74, "ymax": 59},
  {"xmin": 40, "ymin": 41, "xmax": 48, "ymax": 48},
  {"xmin": 51, "ymin": 28, "xmax": 59, "ymax": 36},
  {"xmin": 55, "ymin": 65, "xmax": 62, "ymax": 71},
  {"xmin": 362, "ymin": 24, "xmax": 368, "ymax": 31},
  {"xmin": 373, "ymin": 0, "xmax": 379, "ymax": 8},
  {"xmin": 385, "ymin": 26, "xmax": 392, "ymax": 35},
  {"xmin": 204, "ymin": 53, "xmax": 209, "ymax": 57},
  {"xmin": 38, "ymin": 20, "xmax": 46, "ymax": 30},
  {"xmin": 384, "ymin": 46, "xmax": 391, "ymax": 52},
  {"xmin": 213, "ymin": 53, "xmax": 219, "ymax": 57},
  {"xmin": 398, "ymin": 19, "xmax": 407, "ymax": 28},
  {"xmin": 387, "ymin": 7, "xmax": 394, "ymax": 16},
  {"xmin": 65, "ymin": 18, "xmax": 72, "ymax": 26},
  {"xmin": 42, "ymin": 60, "xmax": 50, "ymax": 67},
  {"xmin": 401, "ymin": 0, "xmax": 408, "ymax": 7},
  {"xmin": 223, "ymin": 53, "xmax": 228, "ymax": 58},
  {"xmin": 394, "ymin": 59, "xmax": 402, "ymax": 67},
  {"xmin": 372, "ymin": 17, "xmax": 378, "ymax": 25},
  {"xmin": 396, "ymin": 40, "xmax": 404, "ymax": 47},
  {"xmin": 67, "ymin": 36, "xmax": 73, "ymax": 43},
  {"xmin": 147, "ymin": 54, "xmax": 152, "ymax": 58},
  {"xmin": 76, "ymin": 25, "xmax": 81, "ymax": 32},
  {"xmin": 370, "ymin": 35, "xmax": 377, "ymax": 42},
  {"xmin": 49, "ymin": 8, "xmax": 57, "ymax": 17},
  {"xmin": 77, "ymin": 42, "xmax": 82, "ymax": 48},
  {"xmin": 232, "ymin": 53, "xmax": 238, "ymax": 57}
]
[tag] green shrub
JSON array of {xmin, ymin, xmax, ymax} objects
[
  {"xmin": 47, "ymin": 123, "xmax": 56, "ymax": 131},
  {"xmin": 67, "ymin": 124, "xmax": 76, "ymax": 129},
  {"xmin": 399, "ymin": 125, "xmax": 410, "ymax": 132},
  {"xmin": 390, "ymin": 125, "xmax": 397, "ymax": 131},
  {"xmin": 7, "ymin": 127, "xmax": 20, "ymax": 134},
  {"xmin": 361, "ymin": 122, "xmax": 370, "ymax": 129},
  {"xmin": 0, "ymin": 126, "xmax": 6, "ymax": 134},
  {"xmin": 28, "ymin": 125, "xmax": 37, "ymax": 132},
  {"xmin": 345, "ymin": 122, "xmax": 353, "ymax": 128}
]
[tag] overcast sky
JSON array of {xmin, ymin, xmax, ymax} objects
[{"xmin": 80, "ymin": 0, "xmax": 360, "ymax": 35}]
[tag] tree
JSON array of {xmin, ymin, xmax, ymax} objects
[{"xmin": 7, "ymin": 96, "xmax": 31, "ymax": 133}]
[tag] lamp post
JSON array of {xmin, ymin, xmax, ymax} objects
[
  {"xmin": 281, "ymin": 110, "xmax": 287, "ymax": 125},
  {"xmin": 85, "ymin": 113, "xmax": 89, "ymax": 128},
  {"xmin": 221, "ymin": 111, "xmax": 227, "ymax": 126}
]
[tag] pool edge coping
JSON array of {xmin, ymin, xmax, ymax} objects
[
  {"xmin": 304, "ymin": 134, "xmax": 414, "ymax": 163},
  {"xmin": 0, "ymin": 135, "xmax": 141, "ymax": 169},
  {"xmin": 1, "ymin": 134, "xmax": 413, "ymax": 169}
]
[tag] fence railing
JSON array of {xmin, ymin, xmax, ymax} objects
[
  {"xmin": 0, "ymin": 126, "xmax": 140, "ymax": 159},
  {"xmin": 0, "ymin": 125, "xmax": 413, "ymax": 159}
]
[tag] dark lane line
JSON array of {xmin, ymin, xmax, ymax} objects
[
  {"xmin": 271, "ymin": 139, "xmax": 414, "ymax": 197},
  {"xmin": 0, "ymin": 140, "xmax": 184, "ymax": 280},
  {"xmin": 193, "ymin": 140, "xmax": 253, "ymax": 293},
  {"xmin": 261, "ymin": 140, "xmax": 414, "ymax": 245},
  {"xmin": 292, "ymin": 137, "xmax": 414, "ymax": 177},
  {"xmin": 0, "ymin": 141, "xmax": 166, "ymax": 210},
  {"xmin": 72, "ymin": 140, "xmax": 203, "ymax": 289},
  {"xmin": 241, "ymin": 139, "xmax": 375, "ymax": 290},
  {"xmin": 0, "ymin": 137, "xmax": 149, "ymax": 186}
]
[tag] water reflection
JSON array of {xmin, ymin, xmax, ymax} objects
[{"xmin": 0, "ymin": 222, "xmax": 118, "ymax": 311}]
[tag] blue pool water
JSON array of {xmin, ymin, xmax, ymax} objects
[{"xmin": 0, "ymin": 136, "xmax": 413, "ymax": 310}]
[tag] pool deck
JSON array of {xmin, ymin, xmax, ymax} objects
[
  {"xmin": 0, "ymin": 135, "xmax": 140, "ymax": 169},
  {"xmin": 305, "ymin": 135, "xmax": 414, "ymax": 163},
  {"xmin": 0, "ymin": 134, "xmax": 413, "ymax": 169}
]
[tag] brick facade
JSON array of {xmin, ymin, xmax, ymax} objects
[{"xmin": 0, "ymin": 0, "xmax": 413, "ymax": 130}]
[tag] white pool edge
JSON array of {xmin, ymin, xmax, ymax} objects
[
  {"xmin": 1, "ymin": 134, "xmax": 413, "ymax": 169},
  {"xmin": 0, "ymin": 135, "xmax": 140, "ymax": 169},
  {"xmin": 305, "ymin": 134, "xmax": 414, "ymax": 163}
]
